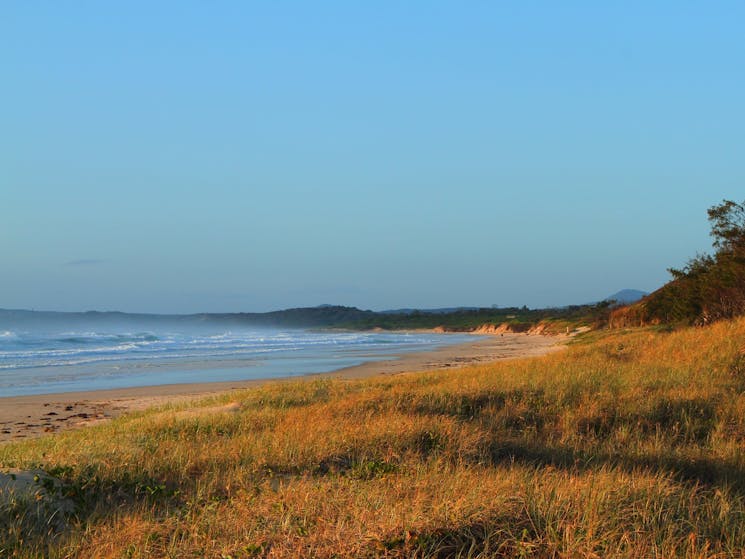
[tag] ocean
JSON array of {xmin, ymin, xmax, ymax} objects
[{"xmin": 0, "ymin": 325, "xmax": 473, "ymax": 397}]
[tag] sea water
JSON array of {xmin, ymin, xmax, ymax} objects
[{"xmin": 0, "ymin": 326, "xmax": 473, "ymax": 396}]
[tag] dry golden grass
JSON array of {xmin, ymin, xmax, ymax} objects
[{"xmin": 3, "ymin": 318, "xmax": 745, "ymax": 557}]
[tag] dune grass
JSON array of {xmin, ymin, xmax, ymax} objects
[{"xmin": 3, "ymin": 319, "xmax": 745, "ymax": 557}]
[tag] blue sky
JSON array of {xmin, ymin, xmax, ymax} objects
[{"xmin": 2, "ymin": 2, "xmax": 744, "ymax": 313}]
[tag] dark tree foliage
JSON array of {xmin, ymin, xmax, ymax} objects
[
  {"xmin": 708, "ymin": 199, "xmax": 745, "ymax": 252},
  {"xmin": 644, "ymin": 200, "xmax": 745, "ymax": 325}
]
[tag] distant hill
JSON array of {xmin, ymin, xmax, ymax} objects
[
  {"xmin": 380, "ymin": 307, "xmax": 484, "ymax": 315},
  {"xmin": 0, "ymin": 302, "xmax": 605, "ymax": 333},
  {"xmin": 0, "ymin": 305, "xmax": 511, "ymax": 330},
  {"xmin": 604, "ymin": 289, "xmax": 648, "ymax": 305},
  {"xmin": 0, "ymin": 306, "xmax": 377, "ymax": 330},
  {"xmin": 200, "ymin": 305, "xmax": 377, "ymax": 328}
]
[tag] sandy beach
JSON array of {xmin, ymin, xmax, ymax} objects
[{"xmin": 0, "ymin": 332, "xmax": 564, "ymax": 444}]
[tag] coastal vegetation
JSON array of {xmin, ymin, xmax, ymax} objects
[
  {"xmin": 3, "ymin": 316, "xmax": 745, "ymax": 557},
  {"xmin": 612, "ymin": 199, "xmax": 745, "ymax": 327},
  {"xmin": 0, "ymin": 302, "xmax": 608, "ymax": 337},
  {"xmin": 338, "ymin": 303, "xmax": 606, "ymax": 333}
]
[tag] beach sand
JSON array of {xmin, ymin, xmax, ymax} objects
[{"xmin": 0, "ymin": 332, "xmax": 565, "ymax": 443}]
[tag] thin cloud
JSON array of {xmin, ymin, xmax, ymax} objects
[{"xmin": 64, "ymin": 259, "xmax": 105, "ymax": 267}]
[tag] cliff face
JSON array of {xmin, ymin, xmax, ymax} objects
[
  {"xmin": 470, "ymin": 323, "xmax": 512, "ymax": 334},
  {"xmin": 469, "ymin": 322, "xmax": 554, "ymax": 336}
]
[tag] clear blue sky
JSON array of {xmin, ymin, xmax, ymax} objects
[{"xmin": 2, "ymin": 2, "xmax": 743, "ymax": 313}]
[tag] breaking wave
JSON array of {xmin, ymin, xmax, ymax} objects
[{"xmin": 0, "ymin": 326, "xmax": 472, "ymax": 396}]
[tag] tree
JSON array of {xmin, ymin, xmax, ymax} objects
[
  {"xmin": 708, "ymin": 199, "xmax": 745, "ymax": 253},
  {"xmin": 641, "ymin": 199, "xmax": 745, "ymax": 325}
]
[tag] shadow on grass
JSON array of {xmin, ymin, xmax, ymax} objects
[
  {"xmin": 370, "ymin": 517, "xmax": 530, "ymax": 559},
  {"xmin": 484, "ymin": 439, "xmax": 745, "ymax": 494},
  {"xmin": 393, "ymin": 388, "xmax": 741, "ymax": 492}
]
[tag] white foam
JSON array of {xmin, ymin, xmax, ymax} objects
[{"xmin": 0, "ymin": 326, "xmax": 470, "ymax": 395}]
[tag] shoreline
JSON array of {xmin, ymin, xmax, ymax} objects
[{"xmin": 0, "ymin": 332, "xmax": 565, "ymax": 444}]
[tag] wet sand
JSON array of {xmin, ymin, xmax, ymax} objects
[{"xmin": 0, "ymin": 333, "xmax": 565, "ymax": 443}]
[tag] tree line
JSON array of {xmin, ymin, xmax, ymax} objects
[{"xmin": 615, "ymin": 200, "xmax": 745, "ymax": 326}]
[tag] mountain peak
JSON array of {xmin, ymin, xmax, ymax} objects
[{"xmin": 605, "ymin": 289, "xmax": 647, "ymax": 304}]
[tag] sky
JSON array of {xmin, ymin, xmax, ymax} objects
[{"xmin": 2, "ymin": 2, "xmax": 744, "ymax": 313}]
